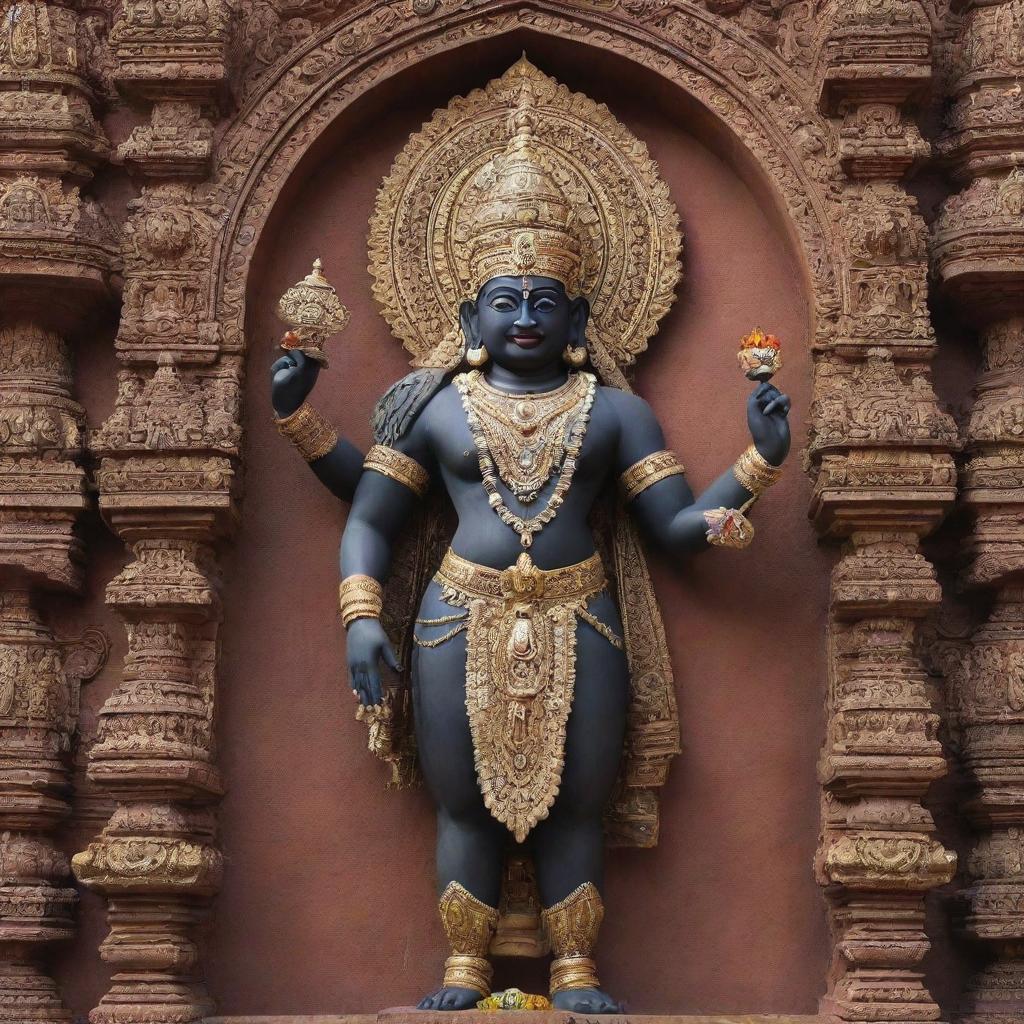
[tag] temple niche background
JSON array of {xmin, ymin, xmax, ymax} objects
[{"xmin": 1, "ymin": 2, "xmax": 1021, "ymax": 1024}]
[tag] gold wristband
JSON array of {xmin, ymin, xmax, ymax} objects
[
  {"xmin": 618, "ymin": 449, "xmax": 685, "ymax": 503},
  {"xmin": 443, "ymin": 954, "xmax": 493, "ymax": 996},
  {"xmin": 275, "ymin": 402, "xmax": 338, "ymax": 462},
  {"xmin": 338, "ymin": 574, "xmax": 383, "ymax": 628},
  {"xmin": 363, "ymin": 443, "xmax": 430, "ymax": 497},
  {"xmin": 732, "ymin": 444, "xmax": 782, "ymax": 496}
]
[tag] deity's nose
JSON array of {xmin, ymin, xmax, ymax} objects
[{"xmin": 514, "ymin": 296, "xmax": 538, "ymax": 329}]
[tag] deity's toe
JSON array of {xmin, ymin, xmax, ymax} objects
[
  {"xmin": 418, "ymin": 986, "xmax": 481, "ymax": 1011},
  {"xmin": 552, "ymin": 988, "xmax": 623, "ymax": 1014}
]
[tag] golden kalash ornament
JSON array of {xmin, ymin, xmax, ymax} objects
[
  {"xmin": 359, "ymin": 57, "xmax": 684, "ymax": 956},
  {"xmin": 276, "ymin": 258, "xmax": 350, "ymax": 367}
]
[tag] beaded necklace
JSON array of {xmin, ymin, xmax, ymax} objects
[{"xmin": 455, "ymin": 369, "xmax": 597, "ymax": 549}]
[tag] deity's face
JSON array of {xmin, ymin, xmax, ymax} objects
[{"xmin": 459, "ymin": 275, "xmax": 589, "ymax": 373}]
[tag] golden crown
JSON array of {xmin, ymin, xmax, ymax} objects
[{"xmin": 464, "ymin": 81, "xmax": 594, "ymax": 298}]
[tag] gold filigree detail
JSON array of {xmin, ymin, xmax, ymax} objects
[
  {"xmin": 732, "ymin": 444, "xmax": 783, "ymax": 496},
  {"xmin": 435, "ymin": 551, "xmax": 610, "ymax": 842},
  {"xmin": 542, "ymin": 882, "xmax": 604, "ymax": 994},
  {"xmin": 367, "ymin": 56, "xmax": 682, "ymax": 372},
  {"xmin": 363, "ymin": 443, "xmax": 430, "ymax": 497},
  {"xmin": 618, "ymin": 450, "xmax": 685, "ymax": 503},
  {"xmin": 456, "ymin": 370, "xmax": 596, "ymax": 548},
  {"xmin": 439, "ymin": 881, "xmax": 500, "ymax": 996},
  {"xmin": 338, "ymin": 574, "xmax": 383, "ymax": 628},
  {"xmin": 703, "ymin": 507, "xmax": 755, "ymax": 549},
  {"xmin": 276, "ymin": 258, "xmax": 350, "ymax": 365},
  {"xmin": 274, "ymin": 402, "xmax": 337, "ymax": 462}
]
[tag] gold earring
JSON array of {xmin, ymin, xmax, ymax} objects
[
  {"xmin": 563, "ymin": 345, "xmax": 588, "ymax": 368},
  {"xmin": 466, "ymin": 344, "xmax": 489, "ymax": 367}
]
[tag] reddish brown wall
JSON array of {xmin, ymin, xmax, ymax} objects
[{"xmin": 194, "ymin": 37, "xmax": 832, "ymax": 1015}]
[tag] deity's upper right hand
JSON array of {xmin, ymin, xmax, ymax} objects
[{"xmin": 270, "ymin": 344, "xmax": 321, "ymax": 418}]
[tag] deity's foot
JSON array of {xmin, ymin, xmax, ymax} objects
[
  {"xmin": 417, "ymin": 986, "xmax": 482, "ymax": 1011},
  {"xmin": 552, "ymin": 987, "xmax": 623, "ymax": 1014}
]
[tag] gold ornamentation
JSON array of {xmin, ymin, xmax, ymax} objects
[
  {"xmin": 618, "ymin": 450, "xmax": 685, "ymax": 503},
  {"xmin": 466, "ymin": 344, "xmax": 489, "ymax": 367},
  {"xmin": 542, "ymin": 882, "xmax": 604, "ymax": 994},
  {"xmin": 563, "ymin": 345, "xmax": 588, "ymax": 368},
  {"xmin": 274, "ymin": 402, "xmax": 337, "ymax": 462},
  {"xmin": 363, "ymin": 444, "xmax": 430, "ymax": 497},
  {"xmin": 338, "ymin": 575, "xmax": 383, "ymax": 628},
  {"xmin": 439, "ymin": 881, "xmax": 500, "ymax": 996},
  {"xmin": 732, "ymin": 444, "xmax": 783, "ymax": 496},
  {"xmin": 456, "ymin": 371, "xmax": 597, "ymax": 548},
  {"xmin": 276, "ymin": 258, "xmax": 350, "ymax": 366},
  {"xmin": 460, "ymin": 370, "xmax": 591, "ymax": 502},
  {"xmin": 477, "ymin": 989, "xmax": 552, "ymax": 1011},
  {"xmin": 435, "ymin": 551, "xmax": 611, "ymax": 842},
  {"xmin": 367, "ymin": 56, "xmax": 681, "ymax": 375},
  {"xmin": 703, "ymin": 507, "xmax": 755, "ymax": 549}
]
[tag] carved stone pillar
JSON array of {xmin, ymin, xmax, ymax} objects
[
  {"xmin": 812, "ymin": 4, "xmax": 959, "ymax": 1022},
  {"xmin": 0, "ymin": 2, "xmax": 115, "ymax": 1018},
  {"xmin": 930, "ymin": 3, "xmax": 1024, "ymax": 1021}
]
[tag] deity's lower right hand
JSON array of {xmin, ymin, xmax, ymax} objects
[{"xmin": 346, "ymin": 617, "xmax": 400, "ymax": 707}]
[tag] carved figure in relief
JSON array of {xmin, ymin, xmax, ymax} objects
[{"xmin": 270, "ymin": 59, "xmax": 790, "ymax": 1012}]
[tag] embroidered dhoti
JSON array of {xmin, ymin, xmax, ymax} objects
[{"xmin": 425, "ymin": 549, "xmax": 621, "ymax": 843}]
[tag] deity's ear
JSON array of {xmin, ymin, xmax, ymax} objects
[
  {"xmin": 459, "ymin": 298, "xmax": 480, "ymax": 347},
  {"xmin": 568, "ymin": 295, "xmax": 590, "ymax": 347}
]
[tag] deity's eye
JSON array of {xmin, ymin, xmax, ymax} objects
[
  {"xmin": 489, "ymin": 296, "xmax": 517, "ymax": 311},
  {"xmin": 534, "ymin": 297, "xmax": 557, "ymax": 312}
]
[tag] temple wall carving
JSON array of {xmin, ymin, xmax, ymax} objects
[{"xmin": 0, "ymin": 0, "xmax": 1018, "ymax": 1021}]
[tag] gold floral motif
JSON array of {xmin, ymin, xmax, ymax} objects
[
  {"xmin": 274, "ymin": 402, "xmax": 337, "ymax": 462},
  {"xmin": 542, "ymin": 882, "xmax": 604, "ymax": 994},
  {"xmin": 363, "ymin": 443, "xmax": 430, "ymax": 497},
  {"xmin": 456, "ymin": 370, "xmax": 597, "ymax": 548},
  {"xmin": 367, "ymin": 56, "xmax": 681, "ymax": 376},
  {"xmin": 439, "ymin": 881, "xmax": 500, "ymax": 996},
  {"xmin": 732, "ymin": 444, "xmax": 783, "ymax": 496},
  {"xmin": 435, "ymin": 550, "xmax": 611, "ymax": 842},
  {"xmin": 338, "ymin": 574, "xmax": 383, "ymax": 628},
  {"xmin": 703, "ymin": 507, "xmax": 755, "ymax": 549},
  {"xmin": 618, "ymin": 450, "xmax": 685, "ymax": 503}
]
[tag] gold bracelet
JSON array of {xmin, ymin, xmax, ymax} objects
[
  {"xmin": 363, "ymin": 443, "xmax": 430, "ymax": 497},
  {"xmin": 338, "ymin": 574, "xmax": 383, "ymax": 628},
  {"xmin": 550, "ymin": 955, "xmax": 601, "ymax": 994},
  {"xmin": 732, "ymin": 444, "xmax": 782, "ymax": 496},
  {"xmin": 274, "ymin": 402, "xmax": 338, "ymax": 462},
  {"xmin": 618, "ymin": 449, "xmax": 685, "ymax": 503}
]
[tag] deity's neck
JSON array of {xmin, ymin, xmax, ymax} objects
[{"xmin": 484, "ymin": 362, "xmax": 570, "ymax": 395}]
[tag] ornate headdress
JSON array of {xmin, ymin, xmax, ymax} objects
[
  {"xmin": 368, "ymin": 56, "xmax": 682, "ymax": 386},
  {"xmin": 463, "ymin": 82, "xmax": 595, "ymax": 298}
]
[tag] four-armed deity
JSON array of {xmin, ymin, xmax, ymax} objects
[{"xmin": 271, "ymin": 58, "xmax": 790, "ymax": 1013}]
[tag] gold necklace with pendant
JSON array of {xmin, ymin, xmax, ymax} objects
[{"xmin": 455, "ymin": 369, "xmax": 597, "ymax": 548}]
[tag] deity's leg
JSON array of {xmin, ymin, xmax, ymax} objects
[
  {"xmin": 411, "ymin": 602, "xmax": 504, "ymax": 1010},
  {"xmin": 532, "ymin": 606, "xmax": 629, "ymax": 1014}
]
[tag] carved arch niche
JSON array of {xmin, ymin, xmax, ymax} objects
[{"xmin": 210, "ymin": 25, "xmax": 830, "ymax": 1016}]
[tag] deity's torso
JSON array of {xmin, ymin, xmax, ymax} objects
[{"xmin": 413, "ymin": 373, "xmax": 627, "ymax": 571}]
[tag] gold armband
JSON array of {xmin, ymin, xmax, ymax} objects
[
  {"xmin": 338, "ymin": 574, "xmax": 383, "ymax": 628},
  {"xmin": 618, "ymin": 449, "xmax": 685, "ymax": 503},
  {"xmin": 733, "ymin": 444, "xmax": 782, "ymax": 496},
  {"xmin": 274, "ymin": 402, "xmax": 338, "ymax": 462},
  {"xmin": 363, "ymin": 443, "xmax": 430, "ymax": 497}
]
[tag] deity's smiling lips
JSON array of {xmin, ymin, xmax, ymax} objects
[{"xmin": 509, "ymin": 332, "xmax": 544, "ymax": 349}]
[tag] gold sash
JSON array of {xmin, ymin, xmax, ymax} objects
[{"xmin": 433, "ymin": 549, "xmax": 612, "ymax": 843}]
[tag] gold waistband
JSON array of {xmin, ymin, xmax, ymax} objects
[{"xmin": 436, "ymin": 550, "xmax": 606, "ymax": 603}]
